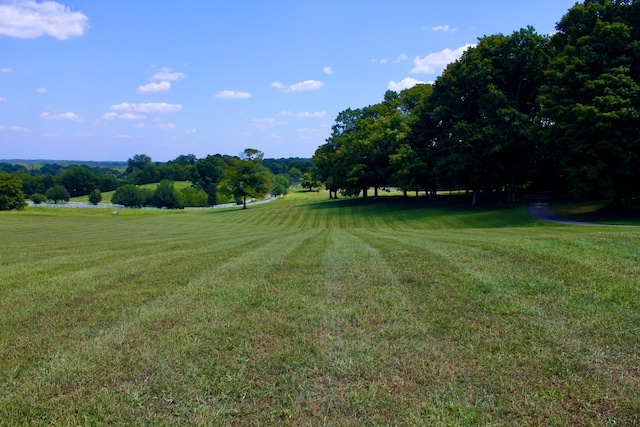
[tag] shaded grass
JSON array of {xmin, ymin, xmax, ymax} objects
[
  {"xmin": 552, "ymin": 199, "xmax": 640, "ymax": 226},
  {"xmin": 1, "ymin": 192, "xmax": 639, "ymax": 425}
]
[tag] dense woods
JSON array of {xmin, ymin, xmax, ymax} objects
[{"xmin": 313, "ymin": 0, "xmax": 640, "ymax": 206}]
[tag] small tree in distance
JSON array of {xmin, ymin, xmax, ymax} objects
[
  {"xmin": 88, "ymin": 189, "xmax": 102, "ymax": 205},
  {"xmin": 45, "ymin": 185, "xmax": 70, "ymax": 204}
]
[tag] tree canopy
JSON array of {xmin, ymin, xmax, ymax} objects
[
  {"xmin": 311, "ymin": 0, "xmax": 640, "ymax": 206},
  {"xmin": 219, "ymin": 149, "xmax": 272, "ymax": 209}
]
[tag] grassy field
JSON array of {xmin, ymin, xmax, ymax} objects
[{"xmin": 1, "ymin": 191, "xmax": 639, "ymax": 425}]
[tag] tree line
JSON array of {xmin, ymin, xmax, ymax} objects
[
  {"xmin": 312, "ymin": 0, "xmax": 640, "ymax": 206},
  {"xmin": 0, "ymin": 153, "xmax": 312, "ymax": 210}
]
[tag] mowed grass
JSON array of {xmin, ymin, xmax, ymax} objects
[{"xmin": 1, "ymin": 191, "xmax": 639, "ymax": 425}]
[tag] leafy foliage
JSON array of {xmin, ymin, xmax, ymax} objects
[
  {"xmin": 0, "ymin": 172, "xmax": 26, "ymax": 210},
  {"xmin": 111, "ymin": 184, "xmax": 143, "ymax": 207},
  {"xmin": 45, "ymin": 185, "xmax": 70, "ymax": 204},
  {"xmin": 219, "ymin": 149, "xmax": 272, "ymax": 209},
  {"xmin": 88, "ymin": 189, "xmax": 102, "ymax": 205}
]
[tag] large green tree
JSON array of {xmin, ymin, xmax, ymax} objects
[
  {"xmin": 428, "ymin": 27, "xmax": 550, "ymax": 204},
  {"xmin": 219, "ymin": 149, "xmax": 271, "ymax": 209},
  {"xmin": 190, "ymin": 154, "xmax": 227, "ymax": 205},
  {"xmin": 0, "ymin": 172, "xmax": 26, "ymax": 211},
  {"xmin": 537, "ymin": 0, "xmax": 640, "ymax": 204},
  {"xmin": 59, "ymin": 166, "xmax": 99, "ymax": 197},
  {"xmin": 153, "ymin": 180, "xmax": 184, "ymax": 209},
  {"xmin": 45, "ymin": 185, "xmax": 70, "ymax": 204},
  {"xmin": 111, "ymin": 184, "xmax": 144, "ymax": 207}
]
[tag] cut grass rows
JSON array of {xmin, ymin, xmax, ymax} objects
[{"xmin": 0, "ymin": 193, "xmax": 639, "ymax": 425}]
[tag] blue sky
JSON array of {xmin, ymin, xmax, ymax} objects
[{"xmin": 1, "ymin": 0, "xmax": 578, "ymax": 162}]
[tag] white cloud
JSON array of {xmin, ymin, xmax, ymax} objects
[
  {"xmin": 432, "ymin": 25, "xmax": 457, "ymax": 33},
  {"xmin": 158, "ymin": 122, "xmax": 176, "ymax": 130},
  {"xmin": 186, "ymin": 128, "xmax": 197, "ymax": 134},
  {"xmin": 137, "ymin": 81, "xmax": 171, "ymax": 94},
  {"xmin": 111, "ymin": 102, "xmax": 182, "ymax": 113},
  {"xmin": 271, "ymin": 80, "xmax": 324, "ymax": 92},
  {"xmin": 0, "ymin": 0, "xmax": 88, "ymax": 40},
  {"xmin": 251, "ymin": 118, "xmax": 276, "ymax": 129},
  {"xmin": 102, "ymin": 112, "xmax": 146, "ymax": 120},
  {"xmin": 251, "ymin": 118, "xmax": 288, "ymax": 129},
  {"xmin": 1, "ymin": 68, "xmax": 12, "ymax": 73},
  {"xmin": 0, "ymin": 124, "xmax": 30, "ymax": 132},
  {"xmin": 40, "ymin": 111, "xmax": 81, "ymax": 121},
  {"xmin": 323, "ymin": 66, "xmax": 334, "ymax": 75},
  {"xmin": 151, "ymin": 68, "xmax": 185, "ymax": 81},
  {"xmin": 214, "ymin": 90, "xmax": 252, "ymax": 99},
  {"xmin": 393, "ymin": 54, "xmax": 409, "ymax": 64},
  {"xmin": 388, "ymin": 77, "xmax": 426, "ymax": 92},
  {"xmin": 380, "ymin": 58, "xmax": 388, "ymax": 65},
  {"xmin": 297, "ymin": 111, "xmax": 326, "ymax": 118},
  {"xmin": 0, "ymin": 97, "xmax": 6, "ymax": 103},
  {"xmin": 279, "ymin": 110, "xmax": 294, "ymax": 116},
  {"xmin": 411, "ymin": 44, "xmax": 474, "ymax": 74},
  {"xmin": 36, "ymin": 87, "xmax": 47, "ymax": 93},
  {"xmin": 114, "ymin": 134, "xmax": 132, "ymax": 139}
]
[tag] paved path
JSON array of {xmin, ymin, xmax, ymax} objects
[{"xmin": 527, "ymin": 203, "xmax": 610, "ymax": 226}]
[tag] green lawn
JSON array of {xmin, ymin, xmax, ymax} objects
[{"xmin": 1, "ymin": 192, "xmax": 639, "ymax": 425}]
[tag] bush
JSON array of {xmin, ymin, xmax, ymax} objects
[
  {"xmin": 30, "ymin": 193, "xmax": 47, "ymax": 204},
  {"xmin": 181, "ymin": 187, "xmax": 209, "ymax": 207},
  {"xmin": 0, "ymin": 172, "xmax": 26, "ymax": 210}
]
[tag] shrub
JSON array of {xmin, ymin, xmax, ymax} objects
[{"xmin": 30, "ymin": 193, "xmax": 47, "ymax": 204}]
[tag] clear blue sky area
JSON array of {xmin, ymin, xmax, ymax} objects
[{"xmin": 1, "ymin": 0, "xmax": 578, "ymax": 161}]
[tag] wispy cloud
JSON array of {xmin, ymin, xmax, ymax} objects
[
  {"xmin": 0, "ymin": 0, "xmax": 88, "ymax": 40},
  {"xmin": 251, "ymin": 118, "xmax": 288, "ymax": 129},
  {"xmin": 158, "ymin": 122, "xmax": 176, "ymax": 130},
  {"xmin": 432, "ymin": 25, "xmax": 457, "ymax": 33},
  {"xmin": 36, "ymin": 87, "xmax": 47, "ymax": 93},
  {"xmin": 0, "ymin": 97, "xmax": 6, "ymax": 103},
  {"xmin": 393, "ymin": 54, "xmax": 409, "ymax": 64},
  {"xmin": 137, "ymin": 81, "xmax": 171, "ymax": 94},
  {"xmin": 102, "ymin": 112, "xmax": 146, "ymax": 120},
  {"xmin": 40, "ymin": 111, "xmax": 81, "ymax": 121},
  {"xmin": 0, "ymin": 124, "xmax": 30, "ymax": 132},
  {"xmin": 323, "ymin": 66, "xmax": 334, "ymax": 75},
  {"xmin": 214, "ymin": 90, "xmax": 252, "ymax": 99},
  {"xmin": 271, "ymin": 80, "xmax": 324, "ymax": 92},
  {"xmin": 388, "ymin": 77, "xmax": 426, "ymax": 92},
  {"xmin": 111, "ymin": 102, "xmax": 182, "ymax": 113},
  {"xmin": 1, "ymin": 68, "xmax": 12, "ymax": 73},
  {"xmin": 297, "ymin": 111, "xmax": 326, "ymax": 118},
  {"xmin": 151, "ymin": 68, "xmax": 186, "ymax": 81},
  {"xmin": 411, "ymin": 44, "xmax": 474, "ymax": 74}
]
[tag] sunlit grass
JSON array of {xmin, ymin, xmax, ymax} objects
[{"xmin": 1, "ymin": 192, "xmax": 639, "ymax": 425}]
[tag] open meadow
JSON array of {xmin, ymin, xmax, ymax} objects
[{"xmin": 1, "ymin": 191, "xmax": 639, "ymax": 426}]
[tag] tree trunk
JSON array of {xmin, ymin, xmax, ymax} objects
[
  {"xmin": 243, "ymin": 193, "xmax": 247, "ymax": 209},
  {"xmin": 472, "ymin": 189, "xmax": 480, "ymax": 206}
]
